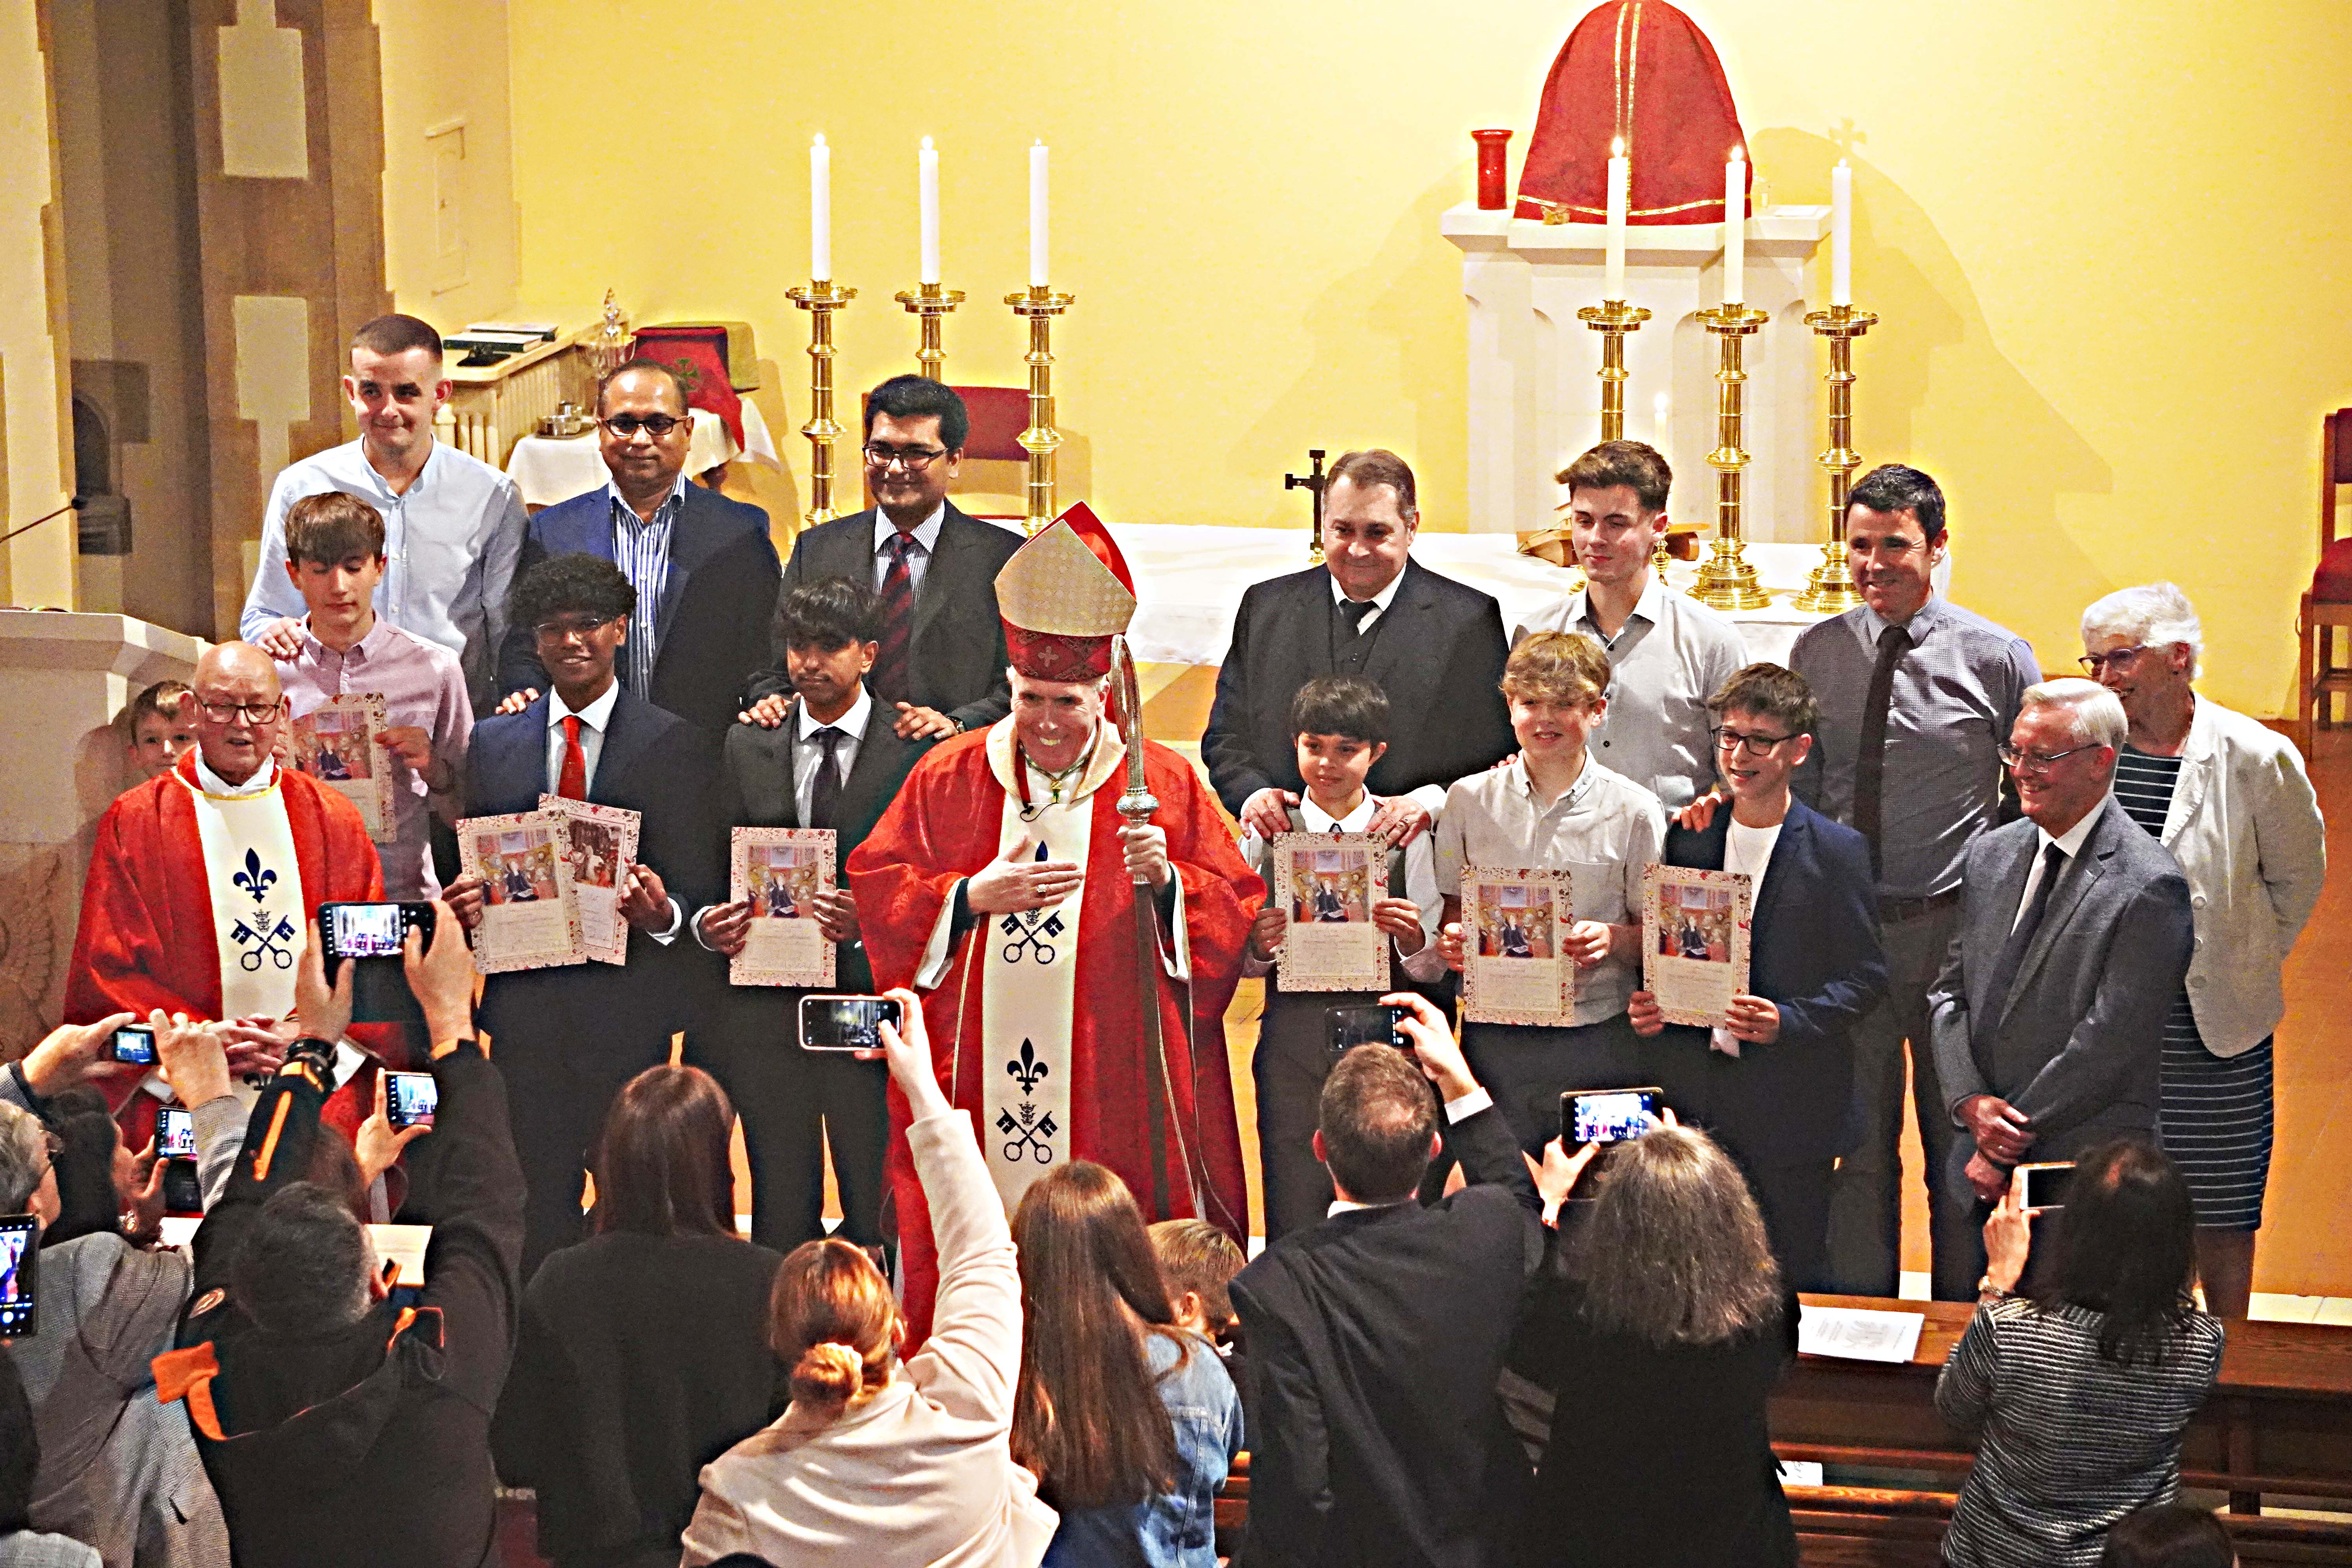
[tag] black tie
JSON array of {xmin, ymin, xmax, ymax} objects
[
  {"xmin": 1985, "ymin": 842, "xmax": 2067, "ymax": 1024},
  {"xmin": 1338, "ymin": 599, "xmax": 1377, "ymax": 637},
  {"xmin": 1851, "ymin": 622, "xmax": 1911, "ymax": 877},
  {"xmin": 808, "ymin": 727, "xmax": 845, "ymax": 831}
]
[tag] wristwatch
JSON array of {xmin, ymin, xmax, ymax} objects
[{"xmin": 1975, "ymin": 1274, "xmax": 2016, "ymax": 1305}]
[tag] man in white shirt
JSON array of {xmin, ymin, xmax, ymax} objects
[
  {"xmin": 1517, "ymin": 440, "xmax": 1747, "ymax": 808},
  {"xmin": 241, "ymin": 315, "xmax": 526, "ymax": 711}
]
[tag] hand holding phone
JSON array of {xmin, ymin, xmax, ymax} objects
[
  {"xmin": 1324, "ymin": 1004, "xmax": 1409, "ymax": 1056},
  {"xmin": 106, "ymin": 1025, "xmax": 158, "ymax": 1066},
  {"xmin": 2017, "ymin": 1161, "xmax": 2076, "ymax": 1214},
  {"xmin": 799, "ymin": 995, "xmax": 905, "ymax": 1052},
  {"xmin": 1560, "ymin": 1087, "xmax": 1664, "ymax": 1149}
]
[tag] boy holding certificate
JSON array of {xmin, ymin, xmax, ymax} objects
[
  {"xmin": 1238, "ymin": 676, "xmax": 1447, "ymax": 1240},
  {"xmin": 1433, "ymin": 632, "xmax": 1665, "ymax": 1153},
  {"xmin": 1628, "ymin": 664, "xmax": 1887, "ymax": 1287}
]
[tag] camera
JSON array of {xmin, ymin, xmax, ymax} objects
[
  {"xmin": 799, "ymin": 995, "xmax": 904, "ymax": 1052},
  {"xmin": 1560, "ymin": 1087, "xmax": 1664, "ymax": 1149},
  {"xmin": 385, "ymin": 1071, "xmax": 439, "ymax": 1132},
  {"xmin": 154, "ymin": 1107, "xmax": 203, "ymax": 1214},
  {"xmin": 1324, "ymin": 1004, "xmax": 1410, "ymax": 1056},
  {"xmin": 0, "ymin": 1215, "xmax": 37, "ymax": 1338},
  {"xmin": 107, "ymin": 1025, "xmax": 158, "ymax": 1066},
  {"xmin": 317, "ymin": 902, "xmax": 437, "ymax": 1024},
  {"xmin": 2018, "ymin": 1161, "xmax": 2076, "ymax": 1213}
]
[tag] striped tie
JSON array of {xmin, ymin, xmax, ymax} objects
[{"xmin": 872, "ymin": 531, "xmax": 916, "ymax": 705}]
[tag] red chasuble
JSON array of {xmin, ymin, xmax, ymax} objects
[
  {"xmin": 64, "ymin": 752, "xmax": 392, "ymax": 1141},
  {"xmin": 851, "ymin": 723, "xmax": 1264, "ymax": 1343}
]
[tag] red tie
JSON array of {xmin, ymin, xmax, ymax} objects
[{"xmin": 557, "ymin": 715, "xmax": 588, "ymax": 800}]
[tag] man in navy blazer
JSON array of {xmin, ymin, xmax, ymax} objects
[
  {"xmin": 456, "ymin": 552, "xmax": 719, "ymax": 1272},
  {"xmin": 1203, "ymin": 449, "xmax": 1515, "ymax": 848},
  {"xmin": 496, "ymin": 360, "xmax": 780, "ymax": 736},
  {"xmin": 1631, "ymin": 664, "xmax": 1887, "ymax": 1290}
]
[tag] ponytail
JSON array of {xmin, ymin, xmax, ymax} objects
[{"xmin": 790, "ymin": 1340, "xmax": 866, "ymax": 1414}]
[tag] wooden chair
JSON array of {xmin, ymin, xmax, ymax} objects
[
  {"xmin": 2296, "ymin": 406, "xmax": 2352, "ymax": 753},
  {"xmin": 860, "ymin": 385, "xmax": 1031, "ymax": 522}
]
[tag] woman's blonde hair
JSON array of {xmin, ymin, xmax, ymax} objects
[
  {"xmin": 769, "ymin": 1237, "xmax": 898, "ymax": 1418},
  {"xmin": 1501, "ymin": 631, "xmax": 1610, "ymax": 710},
  {"xmin": 1566, "ymin": 1125, "xmax": 1784, "ymax": 1346}
]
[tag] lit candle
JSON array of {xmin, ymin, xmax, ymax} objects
[
  {"xmin": 919, "ymin": 136, "xmax": 940, "ymax": 286},
  {"xmin": 1029, "ymin": 140, "xmax": 1049, "ymax": 287},
  {"xmin": 1723, "ymin": 146, "xmax": 1745, "ymax": 305},
  {"xmin": 1604, "ymin": 138, "xmax": 1629, "ymax": 303},
  {"xmin": 810, "ymin": 134, "xmax": 831, "ymax": 282},
  {"xmin": 1830, "ymin": 158, "xmax": 1853, "ymax": 307}
]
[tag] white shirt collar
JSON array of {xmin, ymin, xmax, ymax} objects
[
  {"xmin": 1329, "ymin": 564, "xmax": 1407, "ymax": 615},
  {"xmin": 1568, "ymin": 568, "xmax": 1664, "ymax": 632},
  {"xmin": 2036, "ymin": 797, "xmax": 2106, "ymax": 859},
  {"xmin": 192, "ymin": 751, "xmax": 276, "ymax": 797},
  {"xmin": 1299, "ymin": 793, "xmax": 1377, "ymax": 833},
  {"xmin": 875, "ymin": 504, "xmax": 947, "ymax": 557},
  {"xmin": 797, "ymin": 684, "xmax": 874, "ymax": 744},
  {"xmin": 548, "ymin": 680, "xmax": 621, "ymax": 734},
  {"xmin": 1327, "ymin": 1196, "xmax": 1415, "ymax": 1219}
]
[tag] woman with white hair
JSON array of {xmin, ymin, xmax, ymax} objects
[{"xmin": 2079, "ymin": 582, "xmax": 2326, "ymax": 1317}]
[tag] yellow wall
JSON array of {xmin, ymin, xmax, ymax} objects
[
  {"xmin": 501, "ymin": 0, "xmax": 2352, "ymax": 718},
  {"xmin": 0, "ymin": 0, "xmax": 79, "ymax": 609},
  {"xmin": 377, "ymin": 0, "xmax": 520, "ymax": 328}
]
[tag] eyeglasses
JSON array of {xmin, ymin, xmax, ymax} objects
[
  {"xmin": 194, "ymin": 697, "xmax": 285, "ymax": 724},
  {"xmin": 863, "ymin": 444, "xmax": 947, "ymax": 472},
  {"xmin": 2078, "ymin": 645, "xmax": 2150, "ymax": 675},
  {"xmin": 532, "ymin": 614, "xmax": 620, "ymax": 644},
  {"xmin": 600, "ymin": 413, "xmax": 688, "ymax": 439},
  {"xmin": 1998, "ymin": 742, "xmax": 2104, "ymax": 774},
  {"xmin": 1712, "ymin": 727, "xmax": 1794, "ymax": 757}
]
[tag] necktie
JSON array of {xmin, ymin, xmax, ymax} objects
[
  {"xmin": 1851, "ymin": 622, "xmax": 1912, "ymax": 877},
  {"xmin": 1338, "ymin": 598, "xmax": 1377, "ymax": 637},
  {"xmin": 872, "ymin": 532, "xmax": 917, "ymax": 706},
  {"xmin": 1985, "ymin": 842, "xmax": 2067, "ymax": 1025},
  {"xmin": 557, "ymin": 715, "xmax": 588, "ymax": 800},
  {"xmin": 808, "ymin": 726, "xmax": 845, "ymax": 831}
]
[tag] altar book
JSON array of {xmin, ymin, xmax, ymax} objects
[
  {"xmin": 539, "ymin": 795, "xmax": 640, "ymax": 965},
  {"xmin": 1640, "ymin": 864, "xmax": 1753, "ymax": 1027},
  {"xmin": 289, "ymin": 695, "xmax": 393, "ymax": 839},
  {"xmin": 456, "ymin": 810, "xmax": 584, "ymax": 973},
  {"xmin": 730, "ymin": 827, "xmax": 836, "ymax": 987},
  {"xmin": 1270, "ymin": 832, "xmax": 1389, "ymax": 993},
  {"xmin": 1460, "ymin": 866, "xmax": 1577, "ymax": 1026}
]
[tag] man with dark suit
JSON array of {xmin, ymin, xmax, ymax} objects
[
  {"xmin": 1630, "ymin": 664, "xmax": 1888, "ymax": 1290},
  {"xmin": 690, "ymin": 577, "xmax": 929, "ymax": 1252},
  {"xmin": 1230, "ymin": 991, "xmax": 1541, "ymax": 1568},
  {"xmin": 1928, "ymin": 678, "xmax": 2194, "ymax": 1298},
  {"xmin": 497, "ymin": 359, "xmax": 781, "ymax": 736},
  {"xmin": 1204, "ymin": 448, "xmax": 1515, "ymax": 849},
  {"xmin": 454, "ymin": 552, "xmax": 719, "ymax": 1272},
  {"xmin": 740, "ymin": 376, "xmax": 1022, "ymax": 744}
]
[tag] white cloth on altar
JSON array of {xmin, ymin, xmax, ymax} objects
[{"xmin": 503, "ymin": 403, "xmax": 780, "ymax": 508}]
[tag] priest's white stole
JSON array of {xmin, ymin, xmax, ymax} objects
[{"xmin": 183, "ymin": 772, "xmax": 307, "ymax": 1024}]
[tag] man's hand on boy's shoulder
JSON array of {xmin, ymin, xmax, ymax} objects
[
  {"xmin": 738, "ymin": 693, "xmax": 794, "ymax": 730},
  {"xmin": 1239, "ymin": 788, "xmax": 1299, "ymax": 842}
]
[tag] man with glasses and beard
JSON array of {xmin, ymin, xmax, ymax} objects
[
  {"xmin": 497, "ymin": 359, "xmax": 781, "ymax": 736},
  {"xmin": 740, "ymin": 376, "xmax": 1023, "ymax": 743}
]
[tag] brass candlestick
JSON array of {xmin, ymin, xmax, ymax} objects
[
  {"xmin": 894, "ymin": 281, "xmax": 967, "ymax": 381},
  {"xmin": 1691, "ymin": 303, "xmax": 1774, "ymax": 611},
  {"xmin": 1793, "ymin": 303, "xmax": 1880, "ymax": 614},
  {"xmin": 787, "ymin": 279, "xmax": 856, "ymax": 525},
  {"xmin": 1575, "ymin": 298, "xmax": 1655, "ymax": 570},
  {"xmin": 1006, "ymin": 283, "xmax": 1076, "ymax": 535}
]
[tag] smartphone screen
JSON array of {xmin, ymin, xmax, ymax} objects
[
  {"xmin": 109, "ymin": 1026, "xmax": 158, "ymax": 1066},
  {"xmin": 2020, "ymin": 1162, "xmax": 2076, "ymax": 1212},
  {"xmin": 1561, "ymin": 1087, "xmax": 1664, "ymax": 1148},
  {"xmin": 1325, "ymin": 1004, "xmax": 1409, "ymax": 1056},
  {"xmin": 323, "ymin": 902, "xmax": 406, "ymax": 959},
  {"xmin": 385, "ymin": 1072, "xmax": 439, "ymax": 1131},
  {"xmin": 799, "ymin": 995, "xmax": 904, "ymax": 1051},
  {"xmin": 156, "ymin": 1106, "xmax": 197, "ymax": 1159},
  {"xmin": 0, "ymin": 1215, "xmax": 37, "ymax": 1338}
]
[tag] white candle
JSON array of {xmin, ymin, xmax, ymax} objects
[
  {"xmin": 1029, "ymin": 140, "xmax": 1049, "ymax": 287},
  {"xmin": 1830, "ymin": 158, "xmax": 1853, "ymax": 307},
  {"xmin": 1604, "ymin": 138, "xmax": 1629, "ymax": 303},
  {"xmin": 810, "ymin": 134, "xmax": 831, "ymax": 282},
  {"xmin": 1723, "ymin": 147, "xmax": 1745, "ymax": 305},
  {"xmin": 919, "ymin": 136, "xmax": 940, "ymax": 286}
]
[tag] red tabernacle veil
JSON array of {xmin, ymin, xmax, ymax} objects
[{"xmin": 1514, "ymin": 0, "xmax": 1751, "ymax": 226}]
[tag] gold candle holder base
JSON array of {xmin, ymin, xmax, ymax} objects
[
  {"xmin": 1007, "ymin": 284, "xmax": 1076, "ymax": 535},
  {"xmin": 1792, "ymin": 303, "xmax": 1880, "ymax": 615},
  {"xmin": 1575, "ymin": 299, "xmax": 1664, "ymax": 574},
  {"xmin": 894, "ymin": 282, "xmax": 967, "ymax": 382},
  {"xmin": 1692, "ymin": 303, "xmax": 1774, "ymax": 612},
  {"xmin": 788, "ymin": 279, "xmax": 857, "ymax": 526}
]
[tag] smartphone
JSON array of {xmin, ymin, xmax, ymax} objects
[
  {"xmin": 1561, "ymin": 1087, "xmax": 1664, "ymax": 1149},
  {"xmin": 2018, "ymin": 1161, "xmax": 2076, "ymax": 1213},
  {"xmin": 1325, "ymin": 1004, "xmax": 1410, "ymax": 1056},
  {"xmin": 107, "ymin": 1025, "xmax": 158, "ymax": 1066},
  {"xmin": 317, "ymin": 901, "xmax": 436, "ymax": 961},
  {"xmin": 0, "ymin": 1215, "xmax": 37, "ymax": 1339},
  {"xmin": 385, "ymin": 1071, "xmax": 439, "ymax": 1132},
  {"xmin": 156, "ymin": 1105, "xmax": 196, "ymax": 1159},
  {"xmin": 799, "ymin": 995, "xmax": 904, "ymax": 1052}
]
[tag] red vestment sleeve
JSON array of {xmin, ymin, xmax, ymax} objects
[
  {"xmin": 847, "ymin": 731, "xmax": 998, "ymax": 992},
  {"xmin": 64, "ymin": 788, "xmax": 211, "ymax": 1030}
]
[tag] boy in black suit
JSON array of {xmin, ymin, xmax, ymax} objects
[
  {"xmin": 448, "ymin": 552, "xmax": 718, "ymax": 1272},
  {"xmin": 691, "ymin": 577, "xmax": 930, "ymax": 1252},
  {"xmin": 1629, "ymin": 664, "xmax": 1888, "ymax": 1290}
]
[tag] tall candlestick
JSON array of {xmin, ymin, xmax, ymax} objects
[
  {"xmin": 1829, "ymin": 158, "xmax": 1853, "ymax": 308},
  {"xmin": 1604, "ymin": 138, "xmax": 1629, "ymax": 303},
  {"xmin": 1722, "ymin": 147, "xmax": 1745, "ymax": 305},
  {"xmin": 810, "ymin": 134, "xmax": 831, "ymax": 281},
  {"xmin": 1029, "ymin": 141, "xmax": 1049, "ymax": 288},
  {"xmin": 919, "ymin": 136, "xmax": 940, "ymax": 286}
]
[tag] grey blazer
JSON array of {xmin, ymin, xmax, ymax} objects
[{"xmin": 1928, "ymin": 795, "xmax": 2194, "ymax": 1164}]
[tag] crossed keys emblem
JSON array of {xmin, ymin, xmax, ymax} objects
[
  {"xmin": 229, "ymin": 849, "xmax": 295, "ymax": 971},
  {"xmin": 997, "ymin": 1039, "xmax": 1058, "ymax": 1164},
  {"xmin": 999, "ymin": 907, "xmax": 1064, "ymax": 965}
]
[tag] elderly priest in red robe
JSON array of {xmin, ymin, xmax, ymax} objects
[
  {"xmin": 64, "ymin": 642, "xmax": 390, "ymax": 1145},
  {"xmin": 851, "ymin": 506, "xmax": 1264, "ymax": 1339}
]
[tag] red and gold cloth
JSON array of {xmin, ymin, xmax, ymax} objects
[
  {"xmin": 1515, "ymin": 0, "xmax": 1751, "ymax": 226},
  {"xmin": 997, "ymin": 503, "xmax": 1139, "ymax": 682},
  {"xmin": 629, "ymin": 326, "xmax": 746, "ymax": 449}
]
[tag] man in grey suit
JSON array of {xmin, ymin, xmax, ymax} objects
[{"xmin": 1928, "ymin": 678, "xmax": 2194, "ymax": 1298}]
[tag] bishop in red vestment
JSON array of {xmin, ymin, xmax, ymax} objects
[{"xmin": 850, "ymin": 508, "xmax": 1264, "ymax": 1340}]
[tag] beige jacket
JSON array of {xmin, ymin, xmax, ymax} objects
[
  {"xmin": 680, "ymin": 1109, "xmax": 1055, "ymax": 1568},
  {"xmin": 2154, "ymin": 698, "xmax": 2326, "ymax": 1056}
]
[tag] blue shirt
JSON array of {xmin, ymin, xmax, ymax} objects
[
  {"xmin": 606, "ymin": 476, "xmax": 683, "ymax": 703},
  {"xmin": 1043, "ymin": 1330, "xmax": 1243, "ymax": 1568}
]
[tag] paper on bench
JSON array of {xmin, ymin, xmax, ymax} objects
[
  {"xmin": 156, "ymin": 1220, "xmax": 430, "ymax": 1288},
  {"xmin": 1798, "ymin": 1304, "xmax": 1926, "ymax": 1363}
]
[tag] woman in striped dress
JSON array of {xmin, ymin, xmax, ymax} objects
[
  {"xmin": 1936, "ymin": 1137, "xmax": 2223, "ymax": 1568},
  {"xmin": 2078, "ymin": 583, "xmax": 2326, "ymax": 1318}
]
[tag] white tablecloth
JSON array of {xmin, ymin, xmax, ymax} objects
[{"xmin": 504, "ymin": 402, "xmax": 781, "ymax": 508}]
